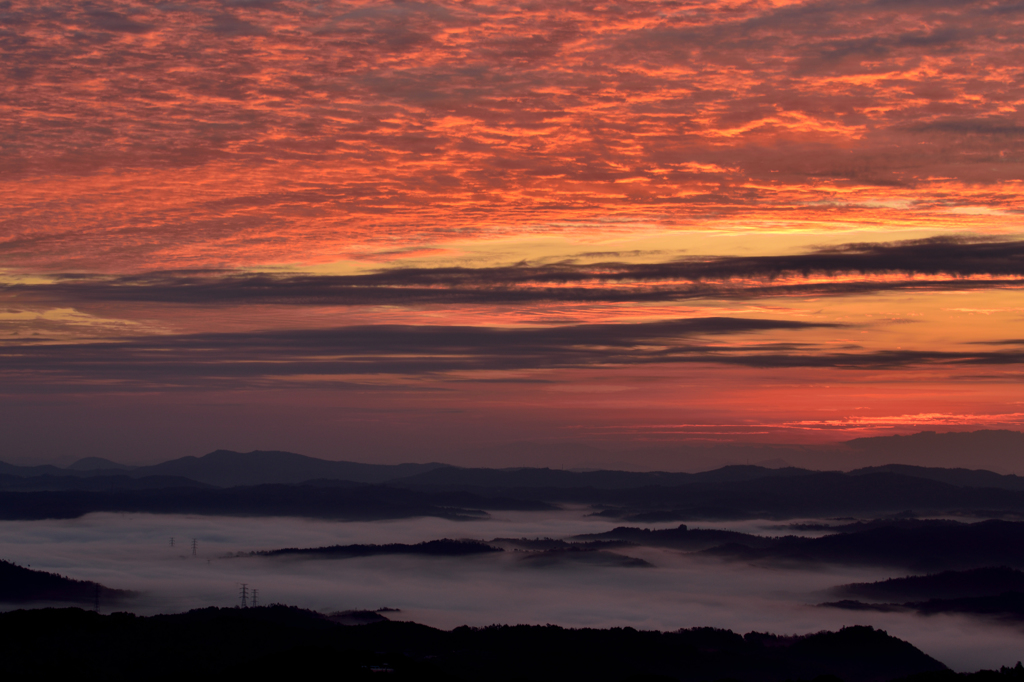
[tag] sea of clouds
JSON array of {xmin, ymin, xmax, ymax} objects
[{"xmin": 0, "ymin": 509, "xmax": 1021, "ymax": 672}]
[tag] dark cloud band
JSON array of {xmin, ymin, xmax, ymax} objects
[
  {"xmin": 2, "ymin": 316, "xmax": 1022, "ymax": 390},
  {"xmin": 0, "ymin": 317, "xmax": 825, "ymax": 386},
  {"xmin": 6, "ymin": 237, "xmax": 1023, "ymax": 307}
]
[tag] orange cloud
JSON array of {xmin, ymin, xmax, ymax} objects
[
  {"xmin": 2, "ymin": 1, "xmax": 1023, "ymax": 457},
  {"xmin": 1, "ymin": 0, "xmax": 1022, "ymax": 271}
]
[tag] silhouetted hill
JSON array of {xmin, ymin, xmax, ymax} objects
[
  {"xmin": 823, "ymin": 592, "xmax": 1024, "ymax": 624},
  {"xmin": 0, "ymin": 461, "xmax": 68, "ymax": 478},
  {"xmin": 5, "ymin": 441, "xmax": 1024, "ymax": 521},
  {"xmin": 572, "ymin": 473, "xmax": 1024, "ymax": 521},
  {"xmin": 492, "ymin": 537, "xmax": 632, "ymax": 551},
  {"xmin": 0, "ymin": 606, "xmax": 948, "ymax": 682},
  {"xmin": 785, "ymin": 519, "xmax": 954, "ymax": 533},
  {"xmin": 378, "ymin": 469, "xmax": 1024, "ymax": 522},
  {"xmin": 327, "ymin": 609, "xmax": 392, "ymax": 625},
  {"xmin": 848, "ymin": 465, "xmax": 1024, "ymax": 491},
  {"xmin": 5, "ymin": 470, "xmax": 1024, "ymax": 521},
  {"xmin": 894, "ymin": 665, "xmax": 1024, "ymax": 682},
  {"xmin": 518, "ymin": 546, "xmax": 653, "ymax": 568},
  {"xmin": 911, "ymin": 592, "xmax": 1024, "ymax": 621},
  {"xmin": 250, "ymin": 538, "xmax": 657, "ymax": 569},
  {"xmin": 0, "ymin": 483, "xmax": 551, "ymax": 521},
  {"xmin": 574, "ymin": 524, "xmax": 776, "ymax": 551},
  {"xmin": 389, "ymin": 464, "xmax": 811, "ymax": 491},
  {"xmin": 835, "ymin": 567, "xmax": 1024, "ymax": 601},
  {"xmin": 703, "ymin": 520, "xmax": 1024, "ymax": 571},
  {"xmin": 5, "ymin": 429, "xmax": 1024, "ymax": 486},
  {"xmin": 255, "ymin": 539, "xmax": 502, "ymax": 559},
  {"xmin": 577, "ymin": 520, "xmax": 1024, "ymax": 571},
  {"xmin": 0, "ymin": 560, "xmax": 135, "ymax": 605},
  {"xmin": 0, "ymin": 474, "xmax": 211, "ymax": 492},
  {"xmin": 0, "ymin": 451, "xmax": 450, "ymax": 485},
  {"xmin": 253, "ymin": 535, "xmax": 657, "ymax": 569}
]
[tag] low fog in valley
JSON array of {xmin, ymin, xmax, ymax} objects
[{"xmin": 1, "ymin": 509, "xmax": 1021, "ymax": 672}]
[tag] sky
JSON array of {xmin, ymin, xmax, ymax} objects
[{"xmin": 1, "ymin": 0, "xmax": 1023, "ymax": 467}]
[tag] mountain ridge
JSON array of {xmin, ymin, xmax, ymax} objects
[{"xmin": 0, "ymin": 429, "xmax": 1021, "ymax": 490}]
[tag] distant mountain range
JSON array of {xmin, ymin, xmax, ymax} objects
[
  {"xmin": 0, "ymin": 430, "xmax": 1023, "ymax": 522},
  {"xmin": 2, "ymin": 429, "xmax": 1023, "ymax": 489}
]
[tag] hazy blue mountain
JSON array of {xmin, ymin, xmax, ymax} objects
[
  {"xmin": 131, "ymin": 449, "xmax": 451, "ymax": 486},
  {"xmin": 848, "ymin": 464, "xmax": 1024, "ymax": 491},
  {"xmin": 0, "ymin": 474, "xmax": 210, "ymax": 492},
  {"xmin": 0, "ymin": 461, "xmax": 69, "ymax": 478},
  {"xmin": 66, "ymin": 457, "xmax": 136, "ymax": 471},
  {"xmin": 2, "ymin": 429, "xmax": 1024, "ymax": 488},
  {"xmin": 1, "ymin": 432, "xmax": 1024, "ymax": 522}
]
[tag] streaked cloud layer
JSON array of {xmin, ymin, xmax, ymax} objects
[
  {"xmin": 4, "ymin": 0, "xmax": 1023, "ymax": 268},
  {"xmin": 6, "ymin": 237, "xmax": 1023, "ymax": 307},
  {"xmin": 1, "ymin": 0, "xmax": 1022, "ymax": 463}
]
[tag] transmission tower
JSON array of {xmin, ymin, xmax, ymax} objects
[
  {"xmin": 169, "ymin": 537, "xmax": 174, "ymax": 547},
  {"xmin": 191, "ymin": 538, "xmax": 197, "ymax": 556},
  {"xmin": 250, "ymin": 588, "xmax": 258, "ymax": 608},
  {"xmin": 239, "ymin": 583, "xmax": 249, "ymax": 608}
]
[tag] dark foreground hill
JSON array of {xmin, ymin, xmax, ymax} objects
[{"xmin": 0, "ymin": 605, "xmax": 951, "ymax": 682}]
